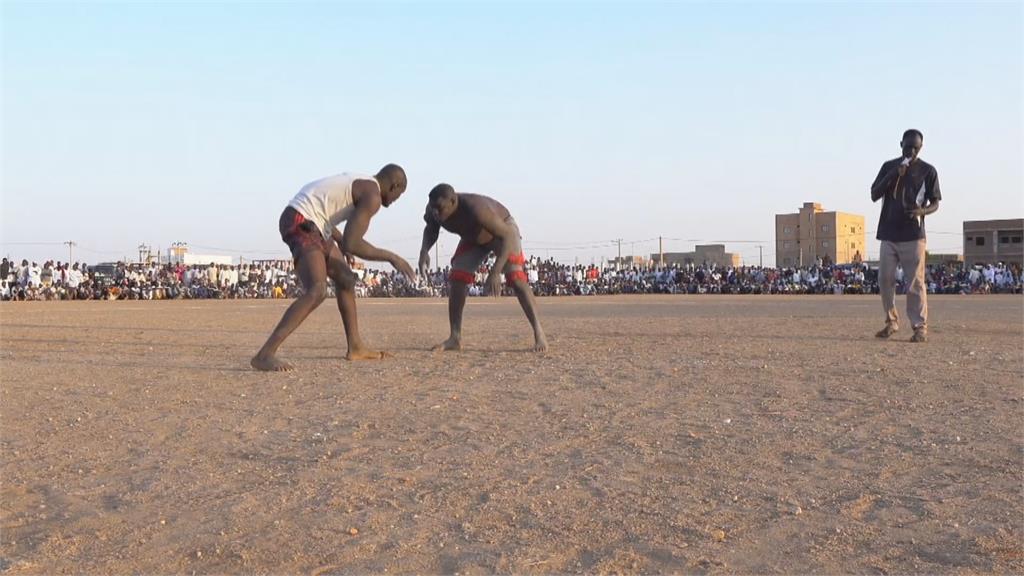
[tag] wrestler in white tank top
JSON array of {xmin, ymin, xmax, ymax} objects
[{"xmin": 287, "ymin": 173, "xmax": 377, "ymax": 240}]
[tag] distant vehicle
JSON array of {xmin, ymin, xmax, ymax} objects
[{"xmin": 89, "ymin": 262, "xmax": 121, "ymax": 286}]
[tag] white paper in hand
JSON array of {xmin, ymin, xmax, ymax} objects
[{"xmin": 914, "ymin": 181, "xmax": 927, "ymax": 225}]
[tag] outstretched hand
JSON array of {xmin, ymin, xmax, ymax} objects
[
  {"xmin": 418, "ymin": 251, "xmax": 431, "ymax": 278},
  {"xmin": 392, "ymin": 257, "xmax": 417, "ymax": 282},
  {"xmin": 486, "ymin": 270, "xmax": 503, "ymax": 297}
]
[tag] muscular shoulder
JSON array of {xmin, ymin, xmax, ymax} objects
[
  {"xmin": 352, "ymin": 178, "xmax": 381, "ymax": 206},
  {"xmin": 459, "ymin": 193, "xmax": 510, "ymax": 218}
]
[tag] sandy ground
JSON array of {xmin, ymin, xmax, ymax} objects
[{"xmin": 0, "ymin": 295, "xmax": 1021, "ymax": 574}]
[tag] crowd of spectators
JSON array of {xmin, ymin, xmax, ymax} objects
[
  {"xmin": 0, "ymin": 258, "xmax": 301, "ymax": 301},
  {"xmin": 1, "ymin": 255, "xmax": 1020, "ymax": 302},
  {"xmin": 525, "ymin": 258, "xmax": 1023, "ymax": 296}
]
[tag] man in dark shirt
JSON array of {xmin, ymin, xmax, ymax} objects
[{"xmin": 870, "ymin": 129, "xmax": 941, "ymax": 342}]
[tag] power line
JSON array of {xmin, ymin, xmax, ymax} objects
[
  {"xmin": 188, "ymin": 244, "xmax": 286, "ymax": 254},
  {"xmin": 76, "ymin": 245, "xmax": 133, "ymax": 255}
]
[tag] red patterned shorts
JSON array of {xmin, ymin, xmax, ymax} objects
[
  {"xmin": 448, "ymin": 217, "xmax": 528, "ymax": 286},
  {"xmin": 279, "ymin": 207, "xmax": 332, "ymax": 261}
]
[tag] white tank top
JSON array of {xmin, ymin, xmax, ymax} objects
[{"xmin": 287, "ymin": 173, "xmax": 376, "ymax": 239}]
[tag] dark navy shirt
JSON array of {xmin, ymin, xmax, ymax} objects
[{"xmin": 873, "ymin": 157, "xmax": 941, "ymax": 242}]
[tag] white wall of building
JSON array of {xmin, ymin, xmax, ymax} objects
[{"xmin": 167, "ymin": 252, "xmax": 233, "ymax": 266}]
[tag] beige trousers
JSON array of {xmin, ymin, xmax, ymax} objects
[{"xmin": 879, "ymin": 239, "xmax": 928, "ymax": 330}]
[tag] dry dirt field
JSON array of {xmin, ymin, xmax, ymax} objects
[{"xmin": 1, "ymin": 295, "xmax": 1022, "ymax": 574}]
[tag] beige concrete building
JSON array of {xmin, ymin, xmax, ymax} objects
[
  {"xmin": 609, "ymin": 255, "xmax": 650, "ymax": 269},
  {"xmin": 653, "ymin": 245, "xmax": 741, "ymax": 268},
  {"xmin": 775, "ymin": 202, "xmax": 866, "ymax": 267},
  {"xmin": 963, "ymin": 219, "xmax": 1023, "ymax": 266},
  {"xmin": 925, "ymin": 253, "xmax": 963, "ymax": 266}
]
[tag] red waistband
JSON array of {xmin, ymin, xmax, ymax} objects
[{"xmin": 449, "ymin": 270, "xmax": 476, "ymax": 284}]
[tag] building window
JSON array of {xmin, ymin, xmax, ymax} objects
[
  {"xmin": 821, "ymin": 240, "xmax": 829, "ymax": 248},
  {"xmin": 850, "ymin": 226, "xmax": 856, "ymax": 233},
  {"xmin": 821, "ymin": 224, "xmax": 829, "ymax": 233},
  {"xmin": 976, "ymin": 237, "xmax": 986, "ymax": 247},
  {"xmin": 851, "ymin": 242, "xmax": 855, "ymax": 249},
  {"xmin": 966, "ymin": 236, "xmax": 973, "ymax": 242},
  {"xmin": 783, "ymin": 227, "xmax": 792, "ymax": 235},
  {"xmin": 1000, "ymin": 236, "xmax": 1010, "ymax": 244},
  {"xmin": 1013, "ymin": 236, "xmax": 1023, "ymax": 244}
]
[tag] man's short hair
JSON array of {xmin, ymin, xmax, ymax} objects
[
  {"xmin": 378, "ymin": 163, "xmax": 407, "ymax": 189},
  {"xmin": 903, "ymin": 129, "xmax": 924, "ymax": 142},
  {"xmin": 429, "ymin": 183, "xmax": 456, "ymax": 200}
]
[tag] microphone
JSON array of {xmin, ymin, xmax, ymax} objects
[{"xmin": 892, "ymin": 156, "xmax": 912, "ymax": 199}]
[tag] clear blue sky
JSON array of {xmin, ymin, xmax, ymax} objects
[{"xmin": 2, "ymin": 1, "xmax": 1021, "ymax": 266}]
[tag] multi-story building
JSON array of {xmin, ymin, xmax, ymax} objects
[
  {"xmin": 963, "ymin": 219, "xmax": 1024, "ymax": 266},
  {"xmin": 775, "ymin": 202, "xmax": 866, "ymax": 267}
]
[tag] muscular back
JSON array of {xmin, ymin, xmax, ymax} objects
[{"xmin": 440, "ymin": 194, "xmax": 512, "ymax": 246}]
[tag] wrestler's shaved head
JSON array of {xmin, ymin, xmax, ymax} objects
[
  {"xmin": 429, "ymin": 183, "xmax": 456, "ymax": 201},
  {"xmin": 377, "ymin": 163, "xmax": 407, "ymax": 207},
  {"xmin": 427, "ymin": 183, "xmax": 458, "ymax": 223}
]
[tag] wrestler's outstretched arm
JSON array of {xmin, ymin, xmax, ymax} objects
[{"xmin": 419, "ymin": 213, "xmax": 441, "ymax": 277}]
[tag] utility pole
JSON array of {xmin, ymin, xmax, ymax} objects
[
  {"xmin": 759, "ymin": 245, "xmax": 763, "ymax": 267},
  {"xmin": 63, "ymin": 241, "xmax": 76, "ymax": 263},
  {"xmin": 435, "ymin": 241, "xmax": 439, "ymax": 273},
  {"xmin": 616, "ymin": 239, "xmax": 623, "ymax": 269},
  {"xmin": 659, "ymin": 236, "xmax": 664, "ymax": 267}
]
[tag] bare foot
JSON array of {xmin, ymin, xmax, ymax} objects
[
  {"xmin": 533, "ymin": 333, "xmax": 548, "ymax": 353},
  {"xmin": 346, "ymin": 348, "xmax": 390, "ymax": 361},
  {"xmin": 251, "ymin": 354, "xmax": 294, "ymax": 372},
  {"xmin": 432, "ymin": 337, "xmax": 462, "ymax": 352}
]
